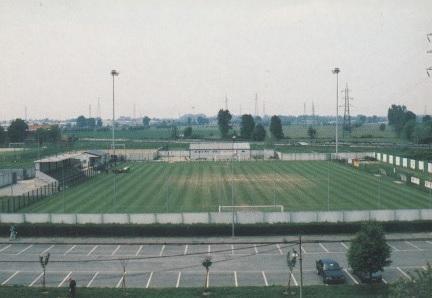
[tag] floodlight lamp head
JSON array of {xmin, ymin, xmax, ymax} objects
[
  {"xmin": 111, "ymin": 70, "xmax": 119, "ymax": 76},
  {"xmin": 332, "ymin": 67, "xmax": 340, "ymax": 74}
]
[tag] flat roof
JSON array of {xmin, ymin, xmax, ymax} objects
[
  {"xmin": 34, "ymin": 152, "xmax": 100, "ymax": 163},
  {"xmin": 190, "ymin": 142, "xmax": 250, "ymax": 150}
]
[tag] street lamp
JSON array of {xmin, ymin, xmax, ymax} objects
[
  {"xmin": 332, "ymin": 67, "xmax": 340, "ymax": 158},
  {"xmin": 231, "ymin": 135, "xmax": 236, "ymax": 238},
  {"xmin": 111, "ymin": 69, "xmax": 119, "ymax": 208}
]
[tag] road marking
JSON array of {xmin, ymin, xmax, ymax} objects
[
  {"xmin": 396, "ymin": 267, "xmax": 411, "ymax": 280},
  {"xmin": 41, "ymin": 245, "xmax": 55, "ymax": 255},
  {"xmin": 291, "ymin": 272, "xmax": 298, "ymax": 286},
  {"xmin": 343, "ymin": 269, "xmax": 359, "ymax": 284},
  {"xmin": 184, "ymin": 245, "xmax": 188, "ymax": 255},
  {"xmin": 176, "ymin": 272, "xmax": 181, "ymax": 288},
  {"xmin": 64, "ymin": 245, "xmax": 76, "ymax": 255},
  {"xmin": 254, "ymin": 245, "xmax": 259, "ymax": 254},
  {"xmin": 340, "ymin": 242, "xmax": 349, "ymax": 250},
  {"xmin": 405, "ymin": 241, "xmax": 422, "ymax": 251},
  {"xmin": 0, "ymin": 244, "xmax": 11, "ymax": 253},
  {"xmin": 387, "ymin": 243, "xmax": 400, "ymax": 251},
  {"xmin": 16, "ymin": 244, "xmax": 33, "ymax": 255},
  {"xmin": 58, "ymin": 271, "xmax": 72, "ymax": 287},
  {"xmin": 87, "ymin": 272, "xmax": 99, "ymax": 287},
  {"xmin": 231, "ymin": 245, "xmax": 234, "ymax": 255},
  {"xmin": 422, "ymin": 266, "xmax": 427, "ymax": 271},
  {"xmin": 159, "ymin": 245, "xmax": 165, "ymax": 256},
  {"xmin": 300, "ymin": 245, "xmax": 307, "ymax": 254},
  {"xmin": 426, "ymin": 241, "xmax": 432, "ymax": 246},
  {"xmin": 206, "ymin": 272, "xmax": 210, "ymax": 288},
  {"xmin": 1, "ymin": 271, "xmax": 19, "ymax": 285},
  {"xmin": 319, "ymin": 243, "xmax": 329, "ymax": 253},
  {"xmin": 208, "ymin": 245, "xmax": 211, "ymax": 254},
  {"xmin": 234, "ymin": 271, "xmax": 238, "ymax": 287},
  {"xmin": 116, "ymin": 276, "xmax": 124, "ymax": 288},
  {"xmin": 276, "ymin": 244, "xmax": 283, "ymax": 255},
  {"xmin": 87, "ymin": 245, "xmax": 98, "ymax": 256},
  {"xmin": 261, "ymin": 271, "xmax": 268, "ymax": 286},
  {"xmin": 111, "ymin": 245, "xmax": 121, "ymax": 256},
  {"xmin": 146, "ymin": 272, "xmax": 153, "ymax": 288},
  {"xmin": 135, "ymin": 245, "xmax": 143, "ymax": 256},
  {"xmin": 382, "ymin": 278, "xmax": 388, "ymax": 284},
  {"xmin": 29, "ymin": 272, "xmax": 43, "ymax": 287}
]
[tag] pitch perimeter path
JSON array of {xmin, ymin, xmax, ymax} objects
[{"xmin": 0, "ymin": 233, "xmax": 431, "ymax": 288}]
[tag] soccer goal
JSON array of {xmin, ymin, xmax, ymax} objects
[{"xmin": 218, "ymin": 205, "xmax": 284, "ymax": 212}]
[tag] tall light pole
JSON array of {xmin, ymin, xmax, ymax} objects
[
  {"xmin": 332, "ymin": 67, "xmax": 340, "ymax": 158},
  {"xmin": 231, "ymin": 135, "xmax": 236, "ymax": 238},
  {"xmin": 111, "ymin": 69, "xmax": 119, "ymax": 208}
]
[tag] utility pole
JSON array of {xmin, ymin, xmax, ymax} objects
[
  {"xmin": 111, "ymin": 69, "xmax": 119, "ymax": 208},
  {"xmin": 303, "ymin": 102, "xmax": 306, "ymax": 127},
  {"xmin": 255, "ymin": 93, "xmax": 258, "ymax": 116},
  {"xmin": 427, "ymin": 33, "xmax": 432, "ymax": 76},
  {"xmin": 263, "ymin": 101, "xmax": 266, "ymax": 117},
  {"xmin": 332, "ymin": 68, "xmax": 340, "ymax": 157},
  {"xmin": 341, "ymin": 84, "xmax": 352, "ymax": 138},
  {"xmin": 231, "ymin": 135, "xmax": 236, "ymax": 238},
  {"xmin": 312, "ymin": 102, "xmax": 315, "ymax": 125},
  {"xmin": 225, "ymin": 94, "xmax": 228, "ymax": 110},
  {"xmin": 97, "ymin": 97, "xmax": 101, "ymax": 119}
]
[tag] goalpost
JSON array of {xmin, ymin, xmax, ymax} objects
[{"xmin": 218, "ymin": 205, "xmax": 284, "ymax": 212}]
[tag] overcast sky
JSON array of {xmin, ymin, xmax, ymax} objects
[{"xmin": 1, "ymin": 0, "xmax": 431, "ymax": 120}]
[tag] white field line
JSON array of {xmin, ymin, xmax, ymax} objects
[
  {"xmin": 343, "ymin": 269, "xmax": 359, "ymax": 285},
  {"xmin": 254, "ymin": 245, "xmax": 259, "ymax": 254},
  {"xmin": 405, "ymin": 241, "xmax": 422, "ymax": 251},
  {"xmin": 382, "ymin": 278, "xmax": 388, "ymax": 284},
  {"xmin": 135, "ymin": 245, "xmax": 143, "ymax": 256},
  {"xmin": 159, "ymin": 245, "xmax": 165, "ymax": 257},
  {"xmin": 116, "ymin": 276, "xmax": 124, "ymax": 288},
  {"xmin": 111, "ymin": 245, "xmax": 121, "ymax": 256},
  {"xmin": 319, "ymin": 243, "xmax": 329, "ymax": 253},
  {"xmin": 261, "ymin": 271, "xmax": 268, "ymax": 286},
  {"xmin": 208, "ymin": 245, "xmax": 211, "ymax": 254},
  {"xmin": 64, "ymin": 245, "xmax": 76, "ymax": 255},
  {"xmin": 86, "ymin": 272, "xmax": 99, "ymax": 287},
  {"xmin": 340, "ymin": 242, "xmax": 349, "ymax": 250},
  {"xmin": 58, "ymin": 271, "xmax": 72, "ymax": 287},
  {"xmin": 29, "ymin": 272, "xmax": 43, "ymax": 287},
  {"xmin": 234, "ymin": 271, "xmax": 238, "ymax": 287},
  {"xmin": 291, "ymin": 273, "xmax": 298, "ymax": 286},
  {"xmin": 276, "ymin": 244, "xmax": 283, "ymax": 255},
  {"xmin": 387, "ymin": 243, "xmax": 400, "ymax": 251},
  {"xmin": 87, "ymin": 245, "xmax": 98, "ymax": 256},
  {"xmin": 16, "ymin": 244, "xmax": 33, "ymax": 255},
  {"xmin": 396, "ymin": 267, "xmax": 411, "ymax": 280},
  {"xmin": 41, "ymin": 245, "xmax": 55, "ymax": 255},
  {"xmin": 146, "ymin": 272, "xmax": 153, "ymax": 288},
  {"xmin": 176, "ymin": 272, "xmax": 181, "ymax": 288},
  {"xmin": 184, "ymin": 245, "xmax": 188, "ymax": 255},
  {"xmin": 1, "ymin": 271, "xmax": 19, "ymax": 285},
  {"xmin": 0, "ymin": 244, "xmax": 11, "ymax": 253}
]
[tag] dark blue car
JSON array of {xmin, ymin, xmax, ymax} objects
[{"xmin": 316, "ymin": 259, "xmax": 346, "ymax": 284}]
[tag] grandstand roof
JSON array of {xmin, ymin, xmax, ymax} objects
[
  {"xmin": 35, "ymin": 152, "xmax": 99, "ymax": 163},
  {"xmin": 189, "ymin": 142, "xmax": 250, "ymax": 150}
]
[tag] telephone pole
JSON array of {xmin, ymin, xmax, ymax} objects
[{"xmin": 254, "ymin": 93, "xmax": 258, "ymax": 116}]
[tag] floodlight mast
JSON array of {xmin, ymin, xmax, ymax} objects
[
  {"xmin": 111, "ymin": 69, "xmax": 119, "ymax": 207},
  {"xmin": 332, "ymin": 67, "xmax": 340, "ymax": 158}
]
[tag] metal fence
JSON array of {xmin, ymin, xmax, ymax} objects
[{"xmin": 0, "ymin": 167, "xmax": 99, "ymax": 213}]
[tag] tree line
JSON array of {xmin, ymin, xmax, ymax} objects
[
  {"xmin": 388, "ymin": 105, "xmax": 432, "ymax": 143},
  {"xmin": 0, "ymin": 119, "xmax": 61, "ymax": 146}
]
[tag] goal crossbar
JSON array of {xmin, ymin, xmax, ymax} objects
[{"xmin": 218, "ymin": 205, "xmax": 284, "ymax": 212}]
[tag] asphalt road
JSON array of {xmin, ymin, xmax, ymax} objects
[{"xmin": 0, "ymin": 234, "xmax": 431, "ymax": 289}]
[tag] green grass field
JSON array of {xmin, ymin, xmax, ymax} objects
[{"xmin": 20, "ymin": 161, "xmax": 432, "ymax": 214}]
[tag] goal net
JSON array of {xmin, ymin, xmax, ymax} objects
[{"xmin": 218, "ymin": 205, "xmax": 284, "ymax": 212}]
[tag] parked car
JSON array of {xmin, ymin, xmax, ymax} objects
[
  {"xmin": 316, "ymin": 259, "xmax": 346, "ymax": 284},
  {"xmin": 353, "ymin": 270, "xmax": 383, "ymax": 283}
]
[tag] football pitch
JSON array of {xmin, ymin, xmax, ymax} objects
[{"xmin": 20, "ymin": 161, "xmax": 432, "ymax": 213}]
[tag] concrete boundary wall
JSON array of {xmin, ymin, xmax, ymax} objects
[{"xmin": 1, "ymin": 209, "xmax": 432, "ymax": 224}]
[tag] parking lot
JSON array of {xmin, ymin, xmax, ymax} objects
[{"xmin": 0, "ymin": 238, "xmax": 431, "ymax": 288}]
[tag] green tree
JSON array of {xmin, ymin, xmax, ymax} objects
[
  {"xmin": 422, "ymin": 115, "xmax": 431, "ymax": 123},
  {"xmin": 379, "ymin": 123, "xmax": 386, "ymax": 131},
  {"xmin": 0, "ymin": 126, "xmax": 6, "ymax": 145},
  {"xmin": 142, "ymin": 116, "xmax": 151, "ymax": 128},
  {"xmin": 170, "ymin": 125, "xmax": 178, "ymax": 139},
  {"xmin": 390, "ymin": 263, "xmax": 432, "ymax": 298},
  {"xmin": 76, "ymin": 115, "xmax": 87, "ymax": 128},
  {"xmin": 240, "ymin": 114, "xmax": 255, "ymax": 139},
  {"xmin": 183, "ymin": 126, "xmax": 193, "ymax": 138},
  {"xmin": 217, "ymin": 109, "xmax": 232, "ymax": 138},
  {"xmin": 387, "ymin": 105, "xmax": 416, "ymax": 136},
  {"xmin": 96, "ymin": 118, "xmax": 103, "ymax": 127},
  {"xmin": 347, "ymin": 222, "xmax": 391, "ymax": 281},
  {"xmin": 253, "ymin": 124, "xmax": 266, "ymax": 141},
  {"xmin": 307, "ymin": 126, "xmax": 317, "ymax": 139},
  {"xmin": 8, "ymin": 118, "xmax": 28, "ymax": 142},
  {"xmin": 269, "ymin": 115, "xmax": 284, "ymax": 139},
  {"xmin": 402, "ymin": 119, "xmax": 416, "ymax": 141},
  {"xmin": 202, "ymin": 256, "xmax": 212, "ymax": 292}
]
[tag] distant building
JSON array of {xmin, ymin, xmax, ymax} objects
[{"xmin": 189, "ymin": 142, "xmax": 250, "ymax": 161}]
